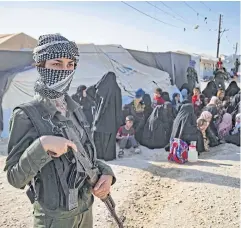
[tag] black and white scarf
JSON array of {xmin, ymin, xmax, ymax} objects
[{"xmin": 33, "ymin": 34, "xmax": 79, "ymax": 100}]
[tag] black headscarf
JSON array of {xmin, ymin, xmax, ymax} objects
[
  {"xmin": 170, "ymin": 103, "xmax": 197, "ymax": 140},
  {"xmin": 202, "ymin": 81, "xmax": 218, "ymax": 99},
  {"xmin": 180, "ymin": 83, "xmax": 191, "ymax": 95},
  {"xmin": 225, "ymin": 81, "xmax": 240, "ymax": 97},
  {"xmin": 72, "ymin": 85, "xmax": 87, "ymax": 103},
  {"xmin": 162, "ymin": 92, "xmax": 171, "ymax": 102}
]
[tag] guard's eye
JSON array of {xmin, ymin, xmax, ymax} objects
[{"xmin": 53, "ymin": 63, "xmax": 61, "ymax": 66}]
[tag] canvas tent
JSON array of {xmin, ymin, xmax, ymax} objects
[
  {"xmin": 1, "ymin": 44, "xmax": 176, "ymax": 138},
  {"xmin": 0, "ymin": 33, "xmax": 37, "ymax": 51},
  {"xmin": 127, "ymin": 49, "xmax": 201, "ymax": 89},
  {"xmin": 0, "ymin": 50, "xmax": 34, "ymax": 135}
]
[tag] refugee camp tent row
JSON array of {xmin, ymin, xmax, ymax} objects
[
  {"xmin": 127, "ymin": 49, "xmax": 201, "ymax": 89},
  {"xmin": 1, "ymin": 44, "xmax": 183, "ymax": 138},
  {"xmin": 0, "ymin": 50, "xmax": 34, "ymax": 138}
]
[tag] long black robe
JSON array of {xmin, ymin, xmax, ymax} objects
[
  {"xmin": 86, "ymin": 72, "xmax": 122, "ymax": 161},
  {"xmin": 142, "ymin": 103, "xmax": 174, "ymax": 149},
  {"xmin": 202, "ymin": 81, "xmax": 218, "ymax": 99},
  {"xmin": 162, "ymin": 92, "xmax": 171, "ymax": 102},
  {"xmin": 170, "ymin": 103, "xmax": 198, "ymax": 142},
  {"xmin": 72, "ymin": 87, "xmax": 95, "ymax": 127},
  {"xmin": 122, "ymin": 93, "xmax": 152, "ymax": 144},
  {"xmin": 203, "ymin": 105, "xmax": 219, "ymax": 136},
  {"xmin": 225, "ymin": 132, "xmax": 240, "ymax": 146},
  {"xmin": 170, "ymin": 103, "xmax": 205, "ymax": 152},
  {"xmin": 227, "ymin": 93, "xmax": 241, "ymax": 124},
  {"xmin": 225, "ymin": 81, "xmax": 240, "ymax": 97},
  {"xmin": 142, "ymin": 93, "xmax": 153, "ymax": 122}
]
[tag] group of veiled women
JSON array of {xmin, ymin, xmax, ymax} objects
[
  {"xmin": 169, "ymin": 80, "xmax": 240, "ymax": 153},
  {"xmin": 73, "ymin": 80, "xmax": 240, "ymax": 155},
  {"xmin": 123, "ymin": 80, "xmax": 240, "ymax": 154}
]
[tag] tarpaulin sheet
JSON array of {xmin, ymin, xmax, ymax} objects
[{"xmin": 2, "ymin": 44, "xmax": 174, "ymax": 138}]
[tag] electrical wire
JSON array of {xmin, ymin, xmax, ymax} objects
[
  {"xmin": 159, "ymin": 1, "xmax": 186, "ymax": 21},
  {"xmin": 146, "ymin": 1, "xmax": 188, "ymax": 25},
  {"xmin": 183, "ymin": 1, "xmax": 200, "ymax": 15},
  {"xmin": 121, "ymin": 1, "xmax": 180, "ymax": 28},
  {"xmin": 200, "ymin": 1, "xmax": 211, "ymax": 11}
]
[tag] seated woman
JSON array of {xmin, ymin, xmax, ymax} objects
[
  {"xmin": 225, "ymin": 113, "xmax": 241, "ymax": 146},
  {"xmin": 218, "ymin": 113, "xmax": 233, "ymax": 140},
  {"xmin": 199, "ymin": 111, "xmax": 220, "ymax": 147},
  {"xmin": 171, "ymin": 93, "xmax": 181, "ymax": 111},
  {"xmin": 142, "ymin": 104, "xmax": 173, "ymax": 149},
  {"xmin": 217, "ymin": 89, "xmax": 225, "ymax": 104},
  {"xmin": 202, "ymin": 81, "xmax": 218, "ymax": 99},
  {"xmin": 204, "ymin": 96, "xmax": 220, "ymax": 136},
  {"xmin": 161, "ymin": 91, "xmax": 171, "ymax": 102},
  {"xmin": 197, "ymin": 118, "xmax": 209, "ymax": 152},
  {"xmin": 123, "ymin": 88, "xmax": 146, "ymax": 143},
  {"xmin": 225, "ymin": 81, "xmax": 240, "ymax": 97},
  {"xmin": 181, "ymin": 88, "xmax": 189, "ymax": 101},
  {"xmin": 170, "ymin": 103, "xmax": 204, "ymax": 152}
]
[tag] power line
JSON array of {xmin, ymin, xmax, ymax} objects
[
  {"xmin": 159, "ymin": 1, "xmax": 186, "ymax": 21},
  {"xmin": 183, "ymin": 1, "xmax": 199, "ymax": 15},
  {"xmin": 146, "ymin": 1, "xmax": 188, "ymax": 26},
  {"xmin": 200, "ymin": 1, "xmax": 211, "ymax": 11},
  {"xmin": 121, "ymin": 1, "xmax": 180, "ymax": 28}
]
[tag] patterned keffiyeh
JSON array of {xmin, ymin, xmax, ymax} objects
[{"xmin": 33, "ymin": 34, "xmax": 79, "ymax": 99}]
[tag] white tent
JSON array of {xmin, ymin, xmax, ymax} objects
[{"xmin": 2, "ymin": 44, "xmax": 175, "ymax": 138}]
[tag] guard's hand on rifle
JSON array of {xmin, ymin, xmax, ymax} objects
[
  {"xmin": 92, "ymin": 175, "xmax": 113, "ymax": 199},
  {"xmin": 40, "ymin": 136, "xmax": 77, "ymax": 157}
]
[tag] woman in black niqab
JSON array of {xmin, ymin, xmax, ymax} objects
[
  {"xmin": 72, "ymin": 85, "xmax": 95, "ymax": 126},
  {"xmin": 202, "ymin": 81, "xmax": 218, "ymax": 99},
  {"xmin": 170, "ymin": 103, "xmax": 198, "ymax": 142},
  {"xmin": 225, "ymin": 81, "xmax": 240, "ymax": 97}
]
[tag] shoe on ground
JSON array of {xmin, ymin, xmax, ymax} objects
[
  {"xmin": 118, "ymin": 150, "xmax": 124, "ymax": 158},
  {"xmin": 134, "ymin": 147, "xmax": 141, "ymax": 154}
]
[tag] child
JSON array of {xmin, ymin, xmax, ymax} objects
[
  {"xmin": 116, "ymin": 115, "xmax": 141, "ymax": 158},
  {"xmin": 152, "ymin": 88, "xmax": 165, "ymax": 108},
  {"xmin": 192, "ymin": 87, "xmax": 201, "ymax": 115}
]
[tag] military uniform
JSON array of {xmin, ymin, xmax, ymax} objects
[
  {"xmin": 4, "ymin": 95, "xmax": 116, "ymax": 228},
  {"xmin": 187, "ymin": 66, "xmax": 198, "ymax": 92},
  {"xmin": 214, "ymin": 70, "xmax": 226, "ymax": 90}
]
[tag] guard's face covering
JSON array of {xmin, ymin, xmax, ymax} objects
[
  {"xmin": 35, "ymin": 67, "xmax": 75, "ymax": 99},
  {"xmin": 33, "ymin": 34, "xmax": 79, "ymax": 99}
]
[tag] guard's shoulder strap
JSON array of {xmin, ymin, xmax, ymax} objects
[
  {"xmin": 73, "ymin": 107, "xmax": 97, "ymax": 161},
  {"xmin": 14, "ymin": 100, "xmax": 52, "ymax": 136}
]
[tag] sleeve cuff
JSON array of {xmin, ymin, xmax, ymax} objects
[
  {"xmin": 26, "ymin": 138, "xmax": 52, "ymax": 173},
  {"xmin": 96, "ymin": 160, "xmax": 116, "ymax": 185}
]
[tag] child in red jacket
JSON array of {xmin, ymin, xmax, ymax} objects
[
  {"xmin": 192, "ymin": 87, "xmax": 201, "ymax": 113},
  {"xmin": 152, "ymin": 88, "xmax": 165, "ymax": 108}
]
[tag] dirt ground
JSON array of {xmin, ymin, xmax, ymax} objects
[{"xmin": 0, "ymin": 141, "xmax": 240, "ymax": 228}]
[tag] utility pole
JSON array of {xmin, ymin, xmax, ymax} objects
[
  {"xmin": 216, "ymin": 14, "xmax": 229, "ymax": 58},
  {"xmin": 216, "ymin": 14, "xmax": 222, "ymax": 58},
  {"xmin": 234, "ymin": 42, "xmax": 238, "ymax": 56}
]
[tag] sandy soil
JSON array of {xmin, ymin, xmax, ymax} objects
[{"xmin": 0, "ymin": 140, "xmax": 240, "ymax": 228}]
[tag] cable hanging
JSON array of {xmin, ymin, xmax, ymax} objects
[
  {"xmin": 121, "ymin": 1, "xmax": 180, "ymax": 28},
  {"xmin": 159, "ymin": 1, "xmax": 186, "ymax": 21}
]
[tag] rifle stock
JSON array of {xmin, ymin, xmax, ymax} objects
[{"xmin": 102, "ymin": 194, "xmax": 125, "ymax": 228}]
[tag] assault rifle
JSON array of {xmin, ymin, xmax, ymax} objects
[{"xmin": 87, "ymin": 169, "xmax": 125, "ymax": 228}]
